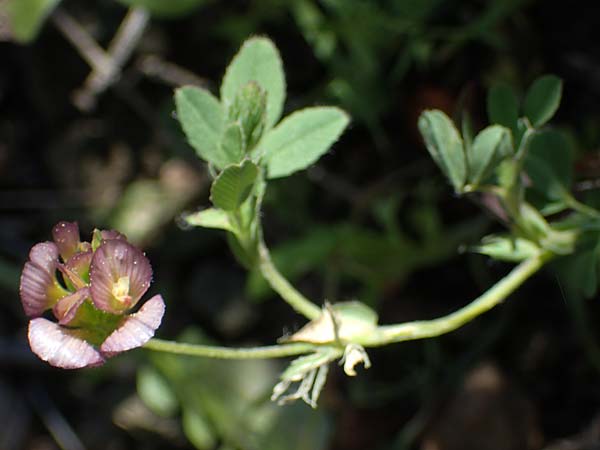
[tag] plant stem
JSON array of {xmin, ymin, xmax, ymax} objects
[
  {"xmin": 144, "ymin": 339, "xmax": 320, "ymax": 359},
  {"xmin": 566, "ymin": 196, "xmax": 600, "ymax": 219},
  {"xmin": 257, "ymin": 240, "xmax": 322, "ymax": 320},
  {"xmin": 362, "ymin": 250, "xmax": 553, "ymax": 347}
]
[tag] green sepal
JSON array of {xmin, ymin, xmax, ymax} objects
[{"xmin": 67, "ymin": 300, "xmax": 123, "ymax": 347}]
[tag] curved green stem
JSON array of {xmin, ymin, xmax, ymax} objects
[
  {"xmin": 257, "ymin": 240, "xmax": 322, "ymax": 320},
  {"xmin": 361, "ymin": 250, "xmax": 553, "ymax": 347},
  {"xmin": 144, "ymin": 339, "xmax": 320, "ymax": 359},
  {"xmin": 566, "ymin": 196, "xmax": 600, "ymax": 219}
]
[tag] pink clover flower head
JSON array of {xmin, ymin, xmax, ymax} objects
[{"xmin": 19, "ymin": 222, "xmax": 165, "ymax": 369}]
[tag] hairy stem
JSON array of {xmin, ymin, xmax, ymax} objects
[
  {"xmin": 257, "ymin": 240, "xmax": 322, "ymax": 320},
  {"xmin": 144, "ymin": 339, "xmax": 321, "ymax": 359},
  {"xmin": 361, "ymin": 250, "xmax": 553, "ymax": 347}
]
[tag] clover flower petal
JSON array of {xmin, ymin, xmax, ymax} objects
[
  {"xmin": 63, "ymin": 250, "xmax": 94, "ymax": 285},
  {"xmin": 52, "ymin": 221, "xmax": 81, "ymax": 261},
  {"xmin": 20, "ymin": 242, "xmax": 67, "ymax": 317},
  {"xmin": 100, "ymin": 294, "xmax": 165, "ymax": 357},
  {"xmin": 53, "ymin": 287, "xmax": 90, "ymax": 325},
  {"xmin": 29, "ymin": 318, "xmax": 105, "ymax": 369},
  {"xmin": 89, "ymin": 240, "xmax": 152, "ymax": 314}
]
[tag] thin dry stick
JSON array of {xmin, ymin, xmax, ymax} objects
[
  {"xmin": 51, "ymin": 9, "xmax": 113, "ymax": 75},
  {"xmin": 74, "ymin": 7, "xmax": 149, "ymax": 110},
  {"xmin": 51, "ymin": 7, "xmax": 149, "ymax": 111}
]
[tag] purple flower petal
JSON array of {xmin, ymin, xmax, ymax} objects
[
  {"xmin": 52, "ymin": 222, "xmax": 81, "ymax": 261},
  {"xmin": 20, "ymin": 242, "xmax": 65, "ymax": 317},
  {"xmin": 28, "ymin": 318, "xmax": 105, "ymax": 369},
  {"xmin": 59, "ymin": 250, "xmax": 93, "ymax": 289},
  {"xmin": 101, "ymin": 230, "xmax": 127, "ymax": 241},
  {"xmin": 100, "ymin": 295, "xmax": 165, "ymax": 358},
  {"xmin": 29, "ymin": 242, "xmax": 59, "ymax": 273},
  {"xmin": 53, "ymin": 288, "xmax": 90, "ymax": 325},
  {"xmin": 89, "ymin": 240, "xmax": 152, "ymax": 314}
]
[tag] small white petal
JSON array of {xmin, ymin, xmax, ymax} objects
[
  {"xmin": 100, "ymin": 295, "xmax": 165, "ymax": 357},
  {"xmin": 28, "ymin": 318, "xmax": 104, "ymax": 369}
]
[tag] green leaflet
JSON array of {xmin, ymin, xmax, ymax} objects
[
  {"xmin": 262, "ymin": 107, "xmax": 350, "ymax": 179},
  {"xmin": 8, "ymin": 0, "xmax": 61, "ymax": 43},
  {"xmin": 467, "ymin": 125, "xmax": 513, "ymax": 186},
  {"xmin": 523, "ymin": 74, "xmax": 563, "ymax": 127},
  {"xmin": 175, "ymin": 87, "xmax": 227, "ymax": 167},
  {"xmin": 418, "ymin": 110, "xmax": 467, "ymax": 193},
  {"xmin": 183, "ymin": 208, "xmax": 235, "ymax": 233}
]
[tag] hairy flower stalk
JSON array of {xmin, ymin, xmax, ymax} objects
[{"xmin": 19, "ymin": 222, "xmax": 165, "ymax": 369}]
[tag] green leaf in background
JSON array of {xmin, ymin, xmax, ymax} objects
[
  {"xmin": 220, "ymin": 122, "xmax": 246, "ymax": 165},
  {"xmin": 116, "ymin": 0, "xmax": 209, "ymax": 18},
  {"xmin": 137, "ymin": 366, "xmax": 179, "ymax": 417},
  {"xmin": 262, "ymin": 107, "xmax": 350, "ymax": 179},
  {"xmin": 473, "ymin": 235, "xmax": 539, "ymax": 262},
  {"xmin": 487, "ymin": 83, "xmax": 519, "ymax": 129},
  {"xmin": 467, "ymin": 125, "xmax": 512, "ymax": 186},
  {"xmin": 553, "ymin": 245, "xmax": 599, "ymax": 299},
  {"xmin": 257, "ymin": 403, "xmax": 331, "ymax": 450},
  {"xmin": 418, "ymin": 110, "xmax": 467, "ymax": 192},
  {"xmin": 523, "ymin": 74, "xmax": 563, "ymax": 127},
  {"xmin": 183, "ymin": 208, "xmax": 236, "ymax": 233},
  {"xmin": 221, "ymin": 37, "xmax": 286, "ymax": 130},
  {"xmin": 524, "ymin": 130, "xmax": 573, "ymax": 201},
  {"xmin": 147, "ymin": 328, "xmax": 331, "ymax": 450},
  {"xmin": 8, "ymin": 0, "xmax": 61, "ymax": 43},
  {"xmin": 227, "ymin": 81, "xmax": 267, "ymax": 151},
  {"xmin": 175, "ymin": 87, "xmax": 226, "ymax": 167},
  {"xmin": 182, "ymin": 407, "xmax": 216, "ymax": 450},
  {"xmin": 210, "ymin": 160, "xmax": 259, "ymax": 211}
]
